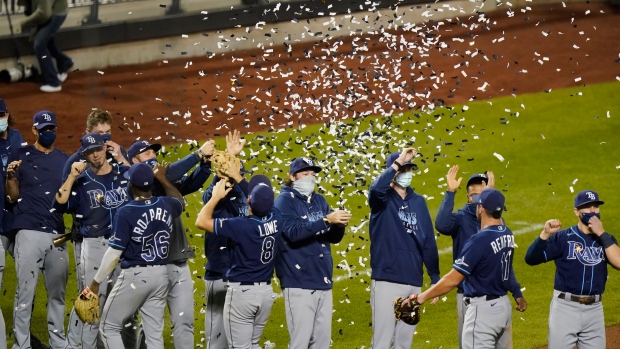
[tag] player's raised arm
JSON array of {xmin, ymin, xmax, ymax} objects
[
  {"xmin": 587, "ymin": 216, "xmax": 620, "ymax": 270},
  {"xmin": 5, "ymin": 160, "xmax": 21, "ymax": 203},
  {"xmin": 55, "ymin": 162, "xmax": 87, "ymax": 204},
  {"xmin": 153, "ymin": 162, "xmax": 184, "ymax": 204},
  {"xmin": 196, "ymin": 180, "xmax": 232, "ymax": 232}
]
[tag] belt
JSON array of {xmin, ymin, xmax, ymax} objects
[
  {"xmin": 464, "ymin": 295, "xmax": 500, "ymax": 306},
  {"xmin": 232, "ymin": 281, "xmax": 271, "ymax": 286},
  {"xmin": 558, "ymin": 293, "xmax": 602, "ymax": 305}
]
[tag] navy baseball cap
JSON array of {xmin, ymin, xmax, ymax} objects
[
  {"xmin": 473, "ymin": 188, "xmax": 505, "ymax": 212},
  {"xmin": 574, "ymin": 190, "xmax": 604, "ymax": 208},
  {"xmin": 0, "ymin": 98, "xmax": 7, "ymax": 113},
  {"xmin": 124, "ymin": 163, "xmax": 154, "ymax": 191},
  {"xmin": 466, "ymin": 173, "xmax": 488, "ymax": 188},
  {"xmin": 250, "ymin": 184, "xmax": 274, "ymax": 217},
  {"xmin": 79, "ymin": 132, "xmax": 104, "ymax": 153},
  {"xmin": 386, "ymin": 152, "xmax": 415, "ymax": 170},
  {"xmin": 128, "ymin": 140, "xmax": 162, "ymax": 161},
  {"xmin": 33, "ymin": 110, "xmax": 57, "ymax": 129},
  {"xmin": 249, "ymin": 174, "xmax": 271, "ymax": 192},
  {"xmin": 289, "ymin": 157, "xmax": 322, "ymax": 174}
]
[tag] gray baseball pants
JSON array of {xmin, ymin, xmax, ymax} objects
[
  {"xmin": 0, "ymin": 238, "xmax": 6, "ymax": 349},
  {"xmin": 166, "ymin": 262, "xmax": 195, "ymax": 349},
  {"xmin": 283, "ymin": 288, "xmax": 333, "ymax": 349},
  {"xmin": 370, "ymin": 280, "xmax": 421, "ymax": 349},
  {"xmin": 12, "ymin": 230, "xmax": 68, "ymax": 349},
  {"xmin": 462, "ymin": 295, "xmax": 512, "ymax": 349},
  {"xmin": 224, "ymin": 282, "xmax": 275, "ymax": 349},
  {"xmin": 548, "ymin": 290, "xmax": 605, "ymax": 349},
  {"xmin": 205, "ymin": 278, "xmax": 228, "ymax": 349}
]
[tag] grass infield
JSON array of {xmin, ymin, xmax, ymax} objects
[{"xmin": 2, "ymin": 81, "xmax": 619, "ymax": 348}]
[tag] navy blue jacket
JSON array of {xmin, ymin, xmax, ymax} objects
[
  {"xmin": 436, "ymin": 191, "xmax": 523, "ymax": 298},
  {"xmin": 369, "ymin": 167, "xmax": 440, "ymax": 286},
  {"xmin": 525, "ymin": 226, "xmax": 617, "ymax": 295},
  {"xmin": 274, "ymin": 186, "xmax": 344, "ymax": 290},
  {"xmin": 0, "ymin": 128, "xmax": 25, "ymax": 235},
  {"xmin": 203, "ymin": 176, "xmax": 249, "ymax": 279}
]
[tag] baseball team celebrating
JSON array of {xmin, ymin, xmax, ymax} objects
[{"xmin": 0, "ymin": 97, "xmax": 618, "ymax": 349}]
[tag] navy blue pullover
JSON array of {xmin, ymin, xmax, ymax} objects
[
  {"xmin": 369, "ymin": 167, "xmax": 440, "ymax": 286},
  {"xmin": 274, "ymin": 186, "xmax": 344, "ymax": 290},
  {"xmin": 435, "ymin": 191, "xmax": 523, "ymax": 298}
]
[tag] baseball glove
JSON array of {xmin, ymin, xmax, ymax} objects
[
  {"xmin": 394, "ymin": 295, "xmax": 422, "ymax": 326},
  {"xmin": 211, "ymin": 150, "xmax": 240, "ymax": 178},
  {"xmin": 74, "ymin": 287, "xmax": 100, "ymax": 324}
]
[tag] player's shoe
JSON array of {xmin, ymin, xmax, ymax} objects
[
  {"xmin": 40, "ymin": 84, "xmax": 62, "ymax": 93},
  {"xmin": 58, "ymin": 72, "xmax": 68, "ymax": 83}
]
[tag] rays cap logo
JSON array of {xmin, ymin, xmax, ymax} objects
[
  {"xmin": 289, "ymin": 157, "xmax": 322, "ymax": 174},
  {"xmin": 33, "ymin": 110, "xmax": 57, "ymax": 129},
  {"xmin": 574, "ymin": 190, "xmax": 604, "ymax": 208},
  {"xmin": 127, "ymin": 140, "xmax": 162, "ymax": 163},
  {"xmin": 80, "ymin": 132, "xmax": 105, "ymax": 154}
]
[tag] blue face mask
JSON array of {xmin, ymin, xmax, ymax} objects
[
  {"xmin": 143, "ymin": 158, "xmax": 159, "ymax": 168},
  {"xmin": 0, "ymin": 119, "xmax": 8, "ymax": 132},
  {"xmin": 465, "ymin": 203, "xmax": 478, "ymax": 215},
  {"xmin": 580, "ymin": 212, "xmax": 600, "ymax": 226},
  {"xmin": 101, "ymin": 133, "xmax": 111, "ymax": 142},
  {"xmin": 395, "ymin": 172, "xmax": 413, "ymax": 188},
  {"xmin": 38, "ymin": 131, "xmax": 56, "ymax": 148}
]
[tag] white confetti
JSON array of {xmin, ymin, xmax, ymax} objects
[{"xmin": 493, "ymin": 153, "xmax": 505, "ymax": 162}]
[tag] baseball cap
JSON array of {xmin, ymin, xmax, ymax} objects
[
  {"xmin": 0, "ymin": 98, "xmax": 7, "ymax": 113},
  {"xmin": 466, "ymin": 173, "xmax": 489, "ymax": 188},
  {"xmin": 33, "ymin": 110, "xmax": 57, "ymax": 129},
  {"xmin": 123, "ymin": 162, "xmax": 154, "ymax": 191},
  {"xmin": 79, "ymin": 132, "xmax": 104, "ymax": 153},
  {"xmin": 574, "ymin": 190, "xmax": 604, "ymax": 208},
  {"xmin": 127, "ymin": 140, "xmax": 162, "ymax": 161},
  {"xmin": 289, "ymin": 157, "xmax": 322, "ymax": 174},
  {"xmin": 386, "ymin": 151, "xmax": 416, "ymax": 170},
  {"xmin": 250, "ymin": 184, "xmax": 274, "ymax": 217},
  {"xmin": 473, "ymin": 188, "xmax": 505, "ymax": 212},
  {"xmin": 249, "ymin": 174, "xmax": 271, "ymax": 192}
]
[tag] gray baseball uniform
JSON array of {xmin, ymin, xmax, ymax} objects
[{"xmin": 0, "ymin": 239, "xmax": 5, "ymax": 349}]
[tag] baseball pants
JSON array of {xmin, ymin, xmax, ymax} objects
[
  {"xmin": 370, "ymin": 280, "xmax": 421, "ymax": 349},
  {"xmin": 99, "ymin": 266, "xmax": 168, "ymax": 349},
  {"xmin": 462, "ymin": 295, "xmax": 512, "ymax": 349},
  {"xmin": 457, "ymin": 292, "xmax": 466, "ymax": 349},
  {"xmin": 548, "ymin": 290, "xmax": 605, "ymax": 349},
  {"xmin": 283, "ymin": 288, "xmax": 333, "ymax": 349},
  {"xmin": 0, "ymin": 238, "xmax": 6, "ymax": 349},
  {"xmin": 205, "ymin": 278, "xmax": 228, "ymax": 349},
  {"xmin": 12, "ymin": 230, "xmax": 68, "ymax": 349},
  {"xmin": 166, "ymin": 262, "xmax": 195, "ymax": 349},
  {"xmin": 224, "ymin": 282, "xmax": 275, "ymax": 349}
]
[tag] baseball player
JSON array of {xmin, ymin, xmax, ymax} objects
[
  {"xmin": 203, "ymin": 131, "xmax": 250, "ymax": 349},
  {"xmin": 402, "ymin": 188, "xmax": 523, "ymax": 349},
  {"xmin": 525, "ymin": 190, "xmax": 620, "ymax": 348},
  {"xmin": 196, "ymin": 175, "xmax": 279, "ymax": 348},
  {"xmin": 84, "ymin": 162, "xmax": 184, "ymax": 349},
  {"xmin": 128, "ymin": 137, "xmax": 215, "ymax": 349},
  {"xmin": 6, "ymin": 110, "xmax": 69, "ymax": 349},
  {"xmin": 435, "ymin": 165, "xmax": 526, "ymax": 348},
  {"xmin": 274, "ymin": 157, "xmax": 351, "ymax": 349},
  {"xmin": 368, "ymin": 149, "xmax": 440, "ymax": 349},
  {"xmin": 53, "ymin": 132, "xmax": 130, "ymax": 349}
]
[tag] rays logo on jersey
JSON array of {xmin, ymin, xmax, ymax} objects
[
  {"xmin": 306, "ymin": 211, "xmax": 324, "ymax": 222},
  {"xmin": 567, "ymin": 241, "xmax": 605, "ymax": 266},
  {"xmin": 87, "ymin": 187, "xmax": 129, "ymax": 209},
  {"xmin": 398, "ymin": 207, "xmax": 418, "ymax": 234}
]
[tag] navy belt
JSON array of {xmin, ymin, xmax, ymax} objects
[
  {"xmin": 558, "ymin": 293, "xmax": 601, "ymax": 305},
  {"xmin": 464, "ymin": 295, "xmax": 500, "ymax": 305},
  {"xmin": 237, "ymin": 281, "xmax": 271, "ymax": 286}
]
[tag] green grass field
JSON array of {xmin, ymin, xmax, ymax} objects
[{"xmin": 2, "ymin": 81, "xmax": 619, "ymax": 348}]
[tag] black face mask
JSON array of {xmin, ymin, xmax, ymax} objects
[
  {"xmin": 465, "ymin": 203, "xmax": 477, "ymax": 215},
  {"xmin": 580, "ymin": 212, "xmax": 600, "ymax": 226},
  {"xmin": 38, "ymin": 131, "xmax": 56, "ymax": 148},
  {"xmin": 101, "ymin": 134, "xmax": 111, "ymax": 142}
]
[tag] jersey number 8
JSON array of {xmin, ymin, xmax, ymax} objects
[
  {"xmin": 260, "ymin": 236, "xmax": 276, "ymax": 264},
  {"xmin": 141, "ymin": 230, "xmax": 171, "ymax": 262}
]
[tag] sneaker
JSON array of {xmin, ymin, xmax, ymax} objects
[
  {"xmin": 40, "ymin": 84, "xmax": 62, "ymax": 92},
  {"xmin": 58, "ymin": 72, "xmax": 68, "ymax": 83}
]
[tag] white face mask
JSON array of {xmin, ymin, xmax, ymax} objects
[
  {"xmin": 292, "ymin": 175, "xmax": 316, "ymax": 197},
  {"xmin": 0, "ymin": 118, "xmax": 8, "ymax": 132},
  {"xmin": 395, "ymin": 172, "xmax": 413, "ymax": 188}
]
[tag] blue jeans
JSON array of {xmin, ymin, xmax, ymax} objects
[{"xmin": 33, "ymin": 14, "xmax": 73, "ymax": 87}]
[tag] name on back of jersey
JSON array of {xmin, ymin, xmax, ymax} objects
[
  {"xmin": 259, "ymin": 220, "xmax": 278, "ymax": 237},
  {"xmin": 133, "ymin": 207, "xmax": 173, "ymax": 235},
  {"xmin": 491, "ymin": 235, "xmax": 515, "ymax": 254}
]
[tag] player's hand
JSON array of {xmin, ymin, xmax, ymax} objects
[
  {"xmin": 70, "ymin": 162, "xmax": 88, "ymax": 177},
  {"xmin": 446, "ymin": 165, "xmax": 462, "ymax": 192},
  {"xmin": 541, "ymin": 219, "xmax": 562, "ymax": 239},
  {"xmin": 397, "ymin": 148, "xmax": 417, "ymax": 164},
  {"xmin": 200, "ymin": 139, "xmax": 215, "ymax": 161},
  {"xmin": 486, "ymin": 171, "xmax": 495, "ymax": 189},
  {"xmin": 86, "ymin": 282, "xmax": 99, "ymax": 296},
  {"xmin": 7, "ymin": 160, "xmax": 21, "ymax": 179},
  {"xmin": 105, "ymin": 140, "xmax": 121, "ymax": 157},
  {"xmin": 325, "ymin": 209, "xmax": 352, "ymax": 226},
  {"xmin": 515, "ymin": 297, "xmax": 527, "ymax": 312},
  {"xmin": 152, "ymin": 161, "xmax": 169, "ymax": 181},
  {"xmin": 226, "ymin": 130, "xmax": 246, "ymax": 156},
  {"xmin": 212, "ymin": 179, "xmax": 232, "ymax": 200},
  {"xmin": 587, "ymin": 215, "xmax": 605, "ymax": 236},
  {"xmin": 222, "ymin": 156, "xmax": 242, "ymax": 181}
]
